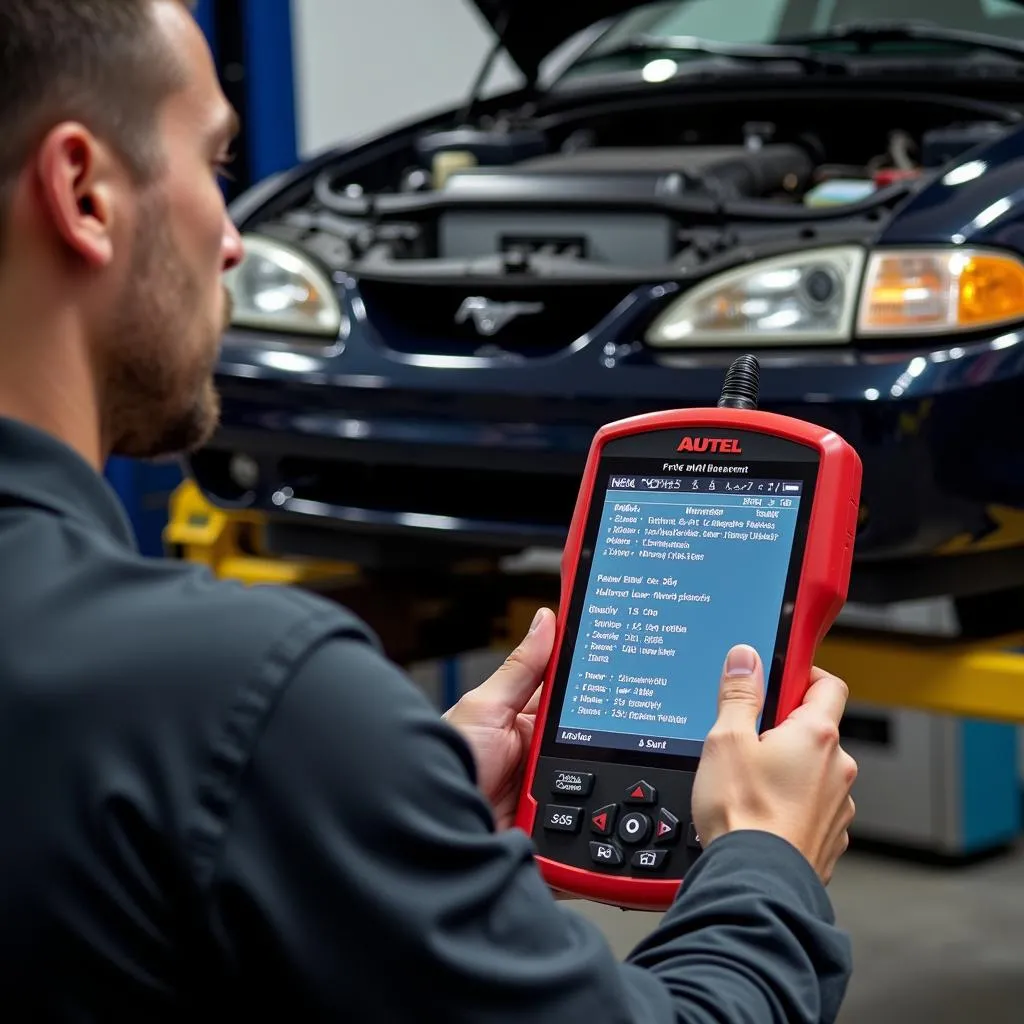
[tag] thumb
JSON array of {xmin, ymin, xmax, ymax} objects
[
  {"xmin": 713, "ymin": 645, "xmax": 766, "ymax": 734},
  {"xmin": 474, "ymin": 607, "xmax": 556, "ymax": 712}
]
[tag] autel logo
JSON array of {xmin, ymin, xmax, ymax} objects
[{"xmin": 677, "ymin": 437, "xmax": 743, "ymax": 454}]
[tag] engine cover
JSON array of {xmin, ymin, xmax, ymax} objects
[
  {"xmin": 442, "ymin": 144, "xmax": 813, "ymax": 199},
  {"xmin": 437, "ymin": 145, "xmax": 813, "ymax": 266}
]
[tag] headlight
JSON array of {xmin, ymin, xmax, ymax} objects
[
  {"xmin": 224, "ymin": 234, "xmax": 342, "ymax": 338},
  {"xmin": 858, "ymin": 248, "xmax": 1024, "ymax": 335},
  {"xmin": 645, "ymin": 247, "xmax": 865, "ymax": 347}
]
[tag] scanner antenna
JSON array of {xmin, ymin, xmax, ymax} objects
[{"xmin": 717, "ymin": 354, "xmax": 760, "ymax": 410}]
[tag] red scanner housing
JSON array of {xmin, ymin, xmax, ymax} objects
[{"xmin": 513, "ymin": 406, "xmax": 862, "ymax": 911}]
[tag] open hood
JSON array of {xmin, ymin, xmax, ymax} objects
[{"xmin": 470, "ymin": 0, "xmax": 646, "ymax": 80}]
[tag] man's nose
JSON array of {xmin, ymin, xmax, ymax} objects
[{"xmin": 222, "ymin": 218, "xmax": 244, "ymax": 271}]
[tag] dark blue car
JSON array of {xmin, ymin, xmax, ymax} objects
[{"xmin": 194, "ymin": 0, "xmax": 1024, "ymax": 630}]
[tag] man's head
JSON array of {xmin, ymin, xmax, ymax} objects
[{"xmin": 0, "ymin": 0, "xmax": 243, "ymax": 460}]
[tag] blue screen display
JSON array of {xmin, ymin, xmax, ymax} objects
[{"xmin": 555, "ymin": 474, "xmax": 802, "ymax": 758}]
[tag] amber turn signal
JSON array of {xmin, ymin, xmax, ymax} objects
[{"xmin": 859, "ymin": 249, "xmax": 1024, "ymax": 335}]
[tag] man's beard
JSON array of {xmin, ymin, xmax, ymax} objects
[{"xmin": 102, "ymin": 195, "xmax": 228, "ymax": 461}]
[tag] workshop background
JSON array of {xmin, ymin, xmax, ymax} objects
[{"xmin": 114, "ymin": 3, "xmax": 1024, "ymax": 1021}]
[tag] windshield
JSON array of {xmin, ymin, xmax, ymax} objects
[{"xmin": 561, "ymin": 0, "xmax": 1024, "ymax": 78}]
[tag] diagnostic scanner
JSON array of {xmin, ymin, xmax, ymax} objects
[{"xmin": 514, "ymin": 354, "xmax": 862, "ymax": 911}]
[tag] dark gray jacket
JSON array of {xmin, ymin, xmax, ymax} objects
[{"xmin": 0, "ymin": 416, "xmax": 851, "ymax": 1021}]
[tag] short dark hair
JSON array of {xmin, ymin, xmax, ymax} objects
[{"xmin": 0, "ymin": 0, "xmax": 195, "ymax": 241}]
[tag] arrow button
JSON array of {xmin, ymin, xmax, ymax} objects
[
  {"xmin": 624, "ymin": 780, "xmax": 656, "ymax": 805},
  {"xmin": 590, "ymin": 803, "xmax": 617, "ymax": 837},
  {"xmin": 654, "ymin": 808, "xmax": 680, "ymax": 845}
]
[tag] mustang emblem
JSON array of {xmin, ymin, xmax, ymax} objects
[{"xmin": 455, "ymin": 296, "xmax": 545, "ymax": 337}]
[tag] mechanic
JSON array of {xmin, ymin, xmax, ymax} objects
[{"xmin": 0, "ymin": 2, "xmax": 858, "ymax": 1020}]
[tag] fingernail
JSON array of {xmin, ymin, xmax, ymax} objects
[
  {"xmin": 725, "ymin": 645, "xmax": 756, "ymax": 676},
  {"xmin": 528, "ymin": 609, "xmax": 544, "ymax": 635}
]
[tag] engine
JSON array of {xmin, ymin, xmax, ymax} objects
[{"xmin": 433, "ymin": 141, "xmax": 815, "ymax": 267}]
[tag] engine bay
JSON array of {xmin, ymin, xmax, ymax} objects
[{"xmin": 263, "ymin": 90, "xmax": 1022, "ymax": 280}]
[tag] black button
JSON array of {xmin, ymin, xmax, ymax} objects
[
  {"xmin": 551, "ymin": 771, "xmax": 595, "ymax": 797},
  {"xmin": 631, "ymin": 849, "xmax": 669, "ymax": 871},
  {"xmin": 590, "ymin": 803, "xmax": 617, "ymax": 837},
  {"xmin": 542, "ymin": 805, "xmax": 583, "ymax": 834},
  {"xmin": 589, "ymin": 841, "xmax": 623, "ymax": 867},
  {"xmin": 625, "ymin": 780, "xmax": 657, "ymax": 804},
  {"xmin": 686, "ymin": 822, "xmax": 703, "ymax": 849},
  {"xmin": 617, "ymin": 811, "xmax": 651, "ymax": 845},
  {"xmin": 654, "ymin": 808, "xmax": 680, "ymax": 845}
]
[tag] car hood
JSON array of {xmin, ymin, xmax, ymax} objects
[{"xmin": 470, "ymin": 0, "xmax": 645, "ymax": 79}]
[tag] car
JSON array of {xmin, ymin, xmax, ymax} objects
[{"xmin": 194, "ymin": 0, "xmax": 1024, "ymax": 634}]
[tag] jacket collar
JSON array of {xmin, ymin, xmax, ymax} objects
[{"xmin": 0, "ymin": 417, "xmax": 138, "ymax": 549}]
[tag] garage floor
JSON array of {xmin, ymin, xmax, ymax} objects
[{"xmin": 574, "ymin": 842, "xmax": 1024, "ymax": 1023}]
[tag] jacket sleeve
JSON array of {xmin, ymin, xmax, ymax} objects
[{"xmin": 201, "ymin": 633, "xmax": 852, "ymax": 1023}]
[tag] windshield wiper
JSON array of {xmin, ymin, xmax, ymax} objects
[
  {"xmin": 568, "ymin": 34, "xmax": 851, "ymax": 75},
  {"xmin": 778, "ymin": 21, "xmax": 1024, "ymax": 63}
]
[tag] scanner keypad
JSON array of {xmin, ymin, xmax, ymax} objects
[{"xmin": 536, "ymin": 760, "xmax": 701, "ymax": 878}]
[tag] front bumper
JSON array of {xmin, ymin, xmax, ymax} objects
[{"xmin": 191, "ymin": 315, "xmax": 1024, "ymax": 602}]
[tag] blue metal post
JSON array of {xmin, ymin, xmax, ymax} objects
[{"xmin": 242, "ymin": 0, "xmax": 300, "ymax": 181}]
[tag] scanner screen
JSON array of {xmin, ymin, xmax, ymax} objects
[{"xmin": 553, "ymin": 469, "xmax": 804, "ymax": 759}]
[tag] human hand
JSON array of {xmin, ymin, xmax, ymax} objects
[
  {"xmin": 690, "ymin": 644, "xmax": 858, "ymax": 885},
  {"xmin": 443, "ymin": 608, "xmax": 556, "ymax": 831}
]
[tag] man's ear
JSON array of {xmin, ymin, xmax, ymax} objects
[{"xmin": 35, "ymin": 123, "xmax": 119, "ymax": 268}]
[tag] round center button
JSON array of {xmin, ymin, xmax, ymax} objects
[{"xmin": 617, "ymin": 811, "xmax": 651, "ymax": 846}]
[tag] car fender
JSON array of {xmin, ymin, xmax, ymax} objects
[{"xmin": 876, "ymin": 120, "xmax": 1024, "ymax": 252}]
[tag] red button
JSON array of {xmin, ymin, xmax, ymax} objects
[
  {"xmin": 624, "ymin": 780, "xmax": 656, "ymax": 804},
  {"xmin": 654, "ymin": 808, "xmax": 680, "ymax": 845},
  {"xmin": 590, "ymin": 804, "xmax": 617, "ymax": 836}
]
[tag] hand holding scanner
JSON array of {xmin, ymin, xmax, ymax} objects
[{"xmin": 513, "ymin": 355, "xmax": 862, "ymax": 911}]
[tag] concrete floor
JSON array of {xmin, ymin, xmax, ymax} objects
[{"xmin": 573, "ymin": 841, "xmax": 1024, "ymax": 1023}]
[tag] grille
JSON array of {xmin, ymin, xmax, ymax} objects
[{"xmin": 355, "ymin": 279, "xmax": 635, "ymax": 357}]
